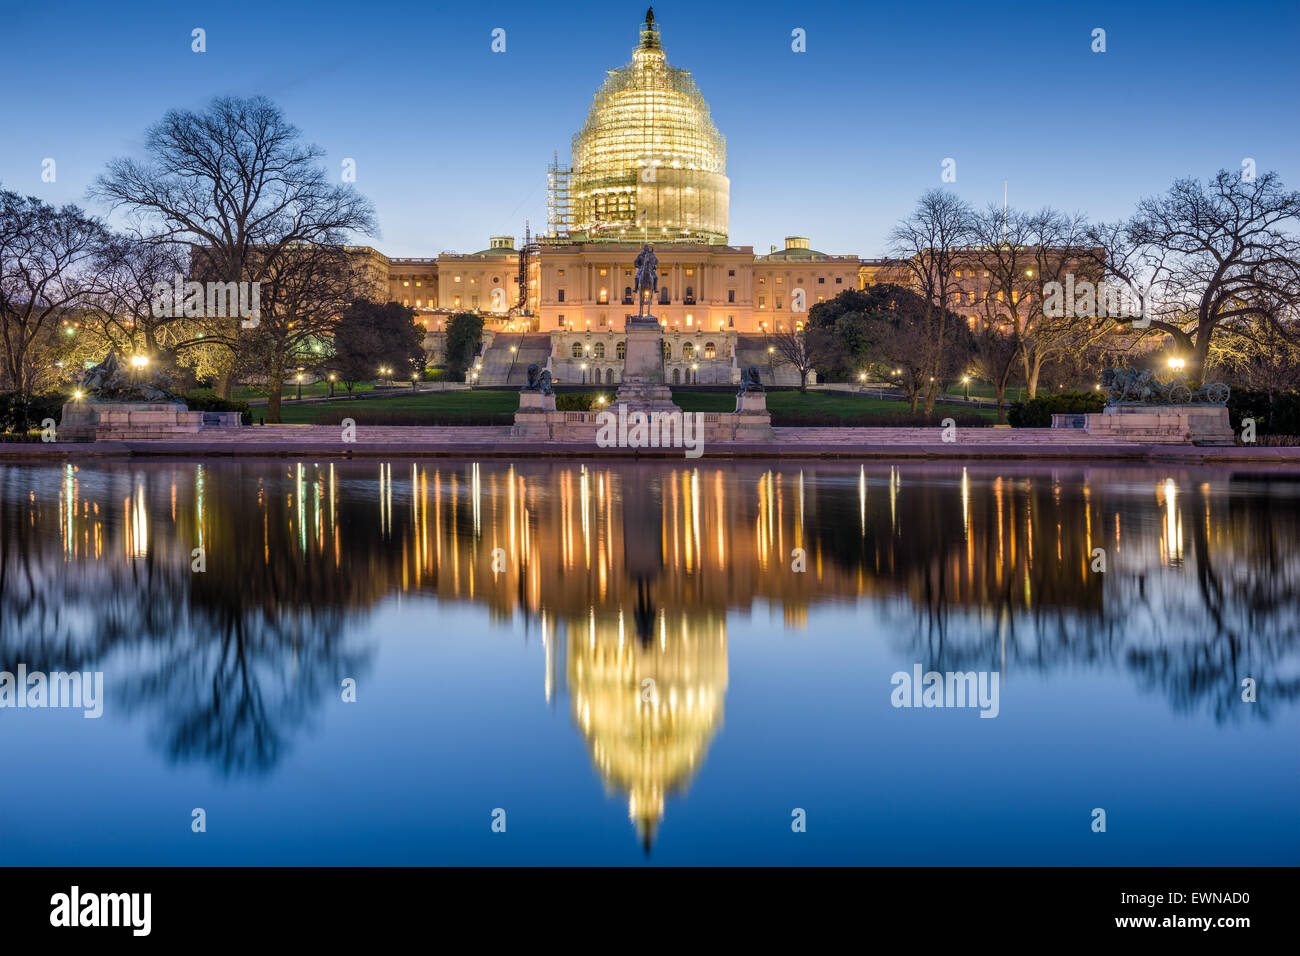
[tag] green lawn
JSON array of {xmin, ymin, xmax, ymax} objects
[
  {"xmin": 265, "ymin": 387, "xmax": 995, "ymax": 426},
  {"xmin": 191, "ymin": 381, "xmax": 383, "ymax": 401},
  {"xmin": 273, "ymin": 390, "xmax": 518, "ymax": 424}
]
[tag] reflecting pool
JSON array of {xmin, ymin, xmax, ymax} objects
[{"xmin": 0, "ymin": 460, "xmax": 1296, "ymax": 865}]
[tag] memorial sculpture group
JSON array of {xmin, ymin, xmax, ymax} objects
[
  {"xmin": 1086, "ymin": 366, "xmax": 1234, "ymax": 444},
  {"xmin": 59, "ymin": 350, "xmax": 206, "ymax": 441}
]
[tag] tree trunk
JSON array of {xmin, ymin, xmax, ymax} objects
[
  {"xmin": 994, "ymin": 383, "xmax": 1007, "ymax": 424},
  {"xmin": 266, "ymin": 365, "xmax": 285, "ymax": 424},
  {"xmin": 1025, "ymin": 359, "xmax": 1041, "ymax": 400},
  {"xmin": 216, "ymin": 363, "xmax": 234, "ymax": 400}
]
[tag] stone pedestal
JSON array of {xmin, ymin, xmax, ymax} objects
[
  {"xmin": 511, "ymin": 390, "xmax": 558, "ymax": 438},
  {"xmin": 58, "ymin": 401, "xmax": 203, "ymax": 442},
  {"xmin": 733, "ymin": 390, "xmax": 775, "ymax": 440},
  {"xmin": 1084, "ymin": 404, "xmax": 1234, "ymax": 445},
  {"xmin": 613, "ymin": 315, "xmax": 677, "ymax": 413}
]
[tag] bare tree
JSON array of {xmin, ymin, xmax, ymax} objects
[
  {"xmin": 1119, "ymin": 170, "xmax": 1300, "ymax": 382},
  {"xmin": 888, "ymin": 189, "xmax": 973, "ymax": 412},
  {"xmin": 79, "ymin": 233, "xmax": 190, "ymax": 356},
  {"xmin": 768, "ymin": 327, "xmax": 817, "ymax": 392},
  {"xmin": 0, "ymin": 188, "xmax": 106, "ymax": 400},
  {"xmin": 91, "ymin": 96, "xmax": 376, "ymax": 396},
  {"xmin": 241, "ymin": 243, "xmax": 371, "ymax": 422}
]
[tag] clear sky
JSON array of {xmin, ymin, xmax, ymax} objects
[{"xmin": 3, "ymin": 0, "xmax": 1297, "ymax": 258}]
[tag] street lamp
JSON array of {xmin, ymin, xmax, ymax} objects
[
  {"xmin": 1168, "ymin": 356, "xmax": 1185, "ymax": 372},
  {"xmin": 962, "ymin": 376, "xmax": 970, "ymax": 401},
  {"xmin": 296, "ymin": 372, "xmax": 303, "ymax": 401},
  {"xmin": 580, "ymin": 362, "xmax": 588, "ymax": 384},
  {"xmin": 328, "ymin": 373, "xmax": 336, "ymax": 398}
]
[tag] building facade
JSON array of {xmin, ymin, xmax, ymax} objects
[{"xmin": 354, "ymin": 11, "xmax": 935, "ymax": 385}]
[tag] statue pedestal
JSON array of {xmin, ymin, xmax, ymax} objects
[
  {"xmin": 733, "ymin": 390, "xmax": 775, "ymax": 440},
  {"xmin": 614, "ymin": 315, "xmax": 677, "ymax": 413},
  {"xmin": 1085, "ymin": 404, "xmax": 1234, "ymax": 445},
  {"xmin": 59, "ymin": 401, "xmax": 203, "ymax": 442},
  {"xmin": 512, "ymin": 390, "xmax": 558, "ymax": 438}
]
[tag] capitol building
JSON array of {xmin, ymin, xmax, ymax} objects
[{"xmin": 356, "ymin": 9, "xmax": 890, "ymax": 386}]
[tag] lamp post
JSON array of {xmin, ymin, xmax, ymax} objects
[
  {"xmin": 328, "ymin": 373, "xmax": 335, "ymax": 398},
  {"xmin": 962, "ymin": 376, "xmax": 970, "ymax": 401},
  {"xmin": 296, "ymin": 373, "xmax": 303, "ymax": 401},
  {"xmin": 1168, "ymin": 356, "xmax": 1185, "ymax": 374}
]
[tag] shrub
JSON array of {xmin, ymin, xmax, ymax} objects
[
  {"xmin": 555, "ymin": 393, "xmax": 596, "ymax": 412},
  {"xmin": 1227, "ymin": 388, "xmax": 1300, "ymax": 436},
  {"xmin": 0, "ymin": 391, "xmax": 68, "ymax": 432},
  {"xmin": 185, "ymin": 394, "xmax": 253, "ymax": 425},
  {"xmin": 1008, "ymin": 391, "xmax": 1105, "ymax": 427}
]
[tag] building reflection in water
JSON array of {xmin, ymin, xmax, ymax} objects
[{"xmin": 2, "ymin": 459, "xmax": 1297, "ymax": 845}]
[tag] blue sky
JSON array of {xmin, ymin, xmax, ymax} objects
[{"xmin": 3, "ymin": 0, "xmax": 1297, "ymax": 257}]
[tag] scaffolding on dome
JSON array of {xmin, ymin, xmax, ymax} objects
[
  {"xmin": 561, "ymin": 10, "xmax": 729, "ymax": 245},
  {"xmin": 546, "ymin": 153, "xmax": 572, "ymax": 240}
]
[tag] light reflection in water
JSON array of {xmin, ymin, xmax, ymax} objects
[{"xmin": 2, "ymin": 459, "xmax": 1297, "ymax": 848}]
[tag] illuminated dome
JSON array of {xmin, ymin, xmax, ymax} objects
[
  {"xmin": 567, "ymin": 608, "xmax": 729, "ymax": 848},
  {"xmin": 570, "ymin": 7, "xmax": 729, "ymax": 243}
]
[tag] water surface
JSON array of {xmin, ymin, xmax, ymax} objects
[{"xmin": 1, "ymin": 459, "xmax": 1296, "ymax": 865}]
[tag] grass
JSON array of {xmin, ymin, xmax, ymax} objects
[
  {"xmin": 273, "ymin": 391, "xmax": 518, "ymax": 425},
  {"xmin": 263, "ymin": 387, "xmax": 996, "ymax": 427},
  {"xmin": 191, "ymin": 381, "xmax": 382, "ymax": 401}
]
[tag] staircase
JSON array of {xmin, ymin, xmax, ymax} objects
[
  {"xmin": 734, "ymin": 335, "xmax": 802, "ymax": 386},
  {"xmin": 479, "ymin": 333, "xmax": 552, "ymax": 385}
]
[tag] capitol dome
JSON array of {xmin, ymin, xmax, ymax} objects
[{"xmin": 569, "ymin": 7, "xmax": 729, "ymax": 243}]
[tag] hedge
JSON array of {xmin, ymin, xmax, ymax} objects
[{"xmin": 1008, "ymin": 391, "xmax": 1106, "ymax": 427}]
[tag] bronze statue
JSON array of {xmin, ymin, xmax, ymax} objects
[
  {"xmin": 79, "ymin": 349, "xmax": 185, "ymax": 403},
  {"xmin": 633, "ymin": 243, "xmax": 658, "ymax": 319},
  {"xmin": 738, "ymin": 366, "xmax": 764, "ymax": 393},
  {"xmin": 1101, "ymin": 366, "xmax": 1229, "ymax": 406},
  {"xmin": 521, "ymin": 362, "xmax": 554, "ymax": 395}
]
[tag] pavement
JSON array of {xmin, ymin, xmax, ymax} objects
[{"xmin": 2, "ymin": 424, "xmax": 1298, "ymax": 463}]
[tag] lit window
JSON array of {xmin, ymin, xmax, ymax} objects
[
  {"xmin": 572, "ymin": 343, "xmax": 583, "ymax": 359},
  {"xmin": 704, "ymin": 342, "xmax": 716, "ymax": 359}
]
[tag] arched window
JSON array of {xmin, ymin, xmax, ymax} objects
[
  {"xmin": 704, "ymin": 341, "xmax": 716, "ymax": 359},
  {"xmin": 571, "ymin": 342, "xmax": 583, "ymax": 359},
  {"xmin": 682, "ymin": 341, "xmax": 696, "ymax": 361},
  {"xmin": 662, "ymin": 341, "xmax": 672, "ymax": 361},
  {"xmin": 623, "ymin": 286, "xmax": 633, "ymax": 304},
  {"xmin": 672, "ymin": 367, "xmax": 681, "ymax": 384},
  {"xmin": 659, "ymin": 289, "xmax": 670, "ymax": 305},
  {"xmin": 616, "ymin": 341, "xmax": 626, "ymax": 359},
  {"xmin": 593, "ymin": 342, "xmax": 606, "ymax": 359},
  {"xmin": 605, "ymin": 368, "xmax": 614, "ymax": 385}
]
